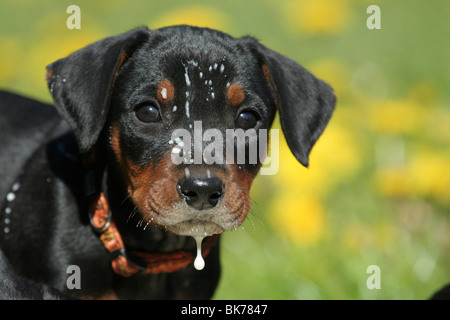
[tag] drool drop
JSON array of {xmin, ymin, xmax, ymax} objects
[{"xmin": 193, "ymin": 236, "xmax": 205, "ymax": 271}]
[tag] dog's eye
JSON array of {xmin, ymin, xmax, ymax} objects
[
  {"xmin": 236, "ymin": 111, "xmax": 259, "ymax": 129},
  {"xmin": 135, "ymin": 104, "xmax": 161, "ymax": 123}
]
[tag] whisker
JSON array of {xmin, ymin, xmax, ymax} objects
[
  {"xmin": 127, "ymin": 197, "xmax": 146, "ymax": 223},
  {"xmin": 246, "ymin": 214, "xmax": 256, "ymax": 230},
  {"xmin": 247, "ymin": 194, "xmax": 258, "ymax": 207},
  {"xmin": 120, "ymin": 193, "xmax": 131, "ymax": 206},
  {"xmin": 244, "ymin": 195, "xmax": 265, "ymax": 227}
]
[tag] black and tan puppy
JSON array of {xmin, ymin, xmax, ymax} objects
[{"xmin": 0, "ymin": 25, "xmax": 335, "ymax": 299}]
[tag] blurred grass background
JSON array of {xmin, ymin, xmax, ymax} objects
[{"xmin": 0, "ymin": 0, "xmax": 449, "ymax": 299}]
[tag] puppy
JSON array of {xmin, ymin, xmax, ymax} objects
[{"xmin": 0, "ymin": 25, "xmax": 335, "ymax": 299}]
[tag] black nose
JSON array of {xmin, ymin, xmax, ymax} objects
[{"xmin": 178, "ymin": 176, "xmax": 224, "ymax": 210}]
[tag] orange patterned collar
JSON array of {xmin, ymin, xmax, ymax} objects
[{"xmin": 89, "ymin": 193, "xmax": 218, "ymax": 277}]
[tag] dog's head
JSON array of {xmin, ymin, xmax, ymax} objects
[{"xmin": 46, "ymin": 26, "xmax": 335, "ymax": 238}]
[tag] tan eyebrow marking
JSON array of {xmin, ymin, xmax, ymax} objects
[
  {"xmin": 157, "ymin": 78, "xmax": 175, "ymax": 104},
  {"xmin": 226, "ymin": 83, "xmax": 245, "ymax": 107}
]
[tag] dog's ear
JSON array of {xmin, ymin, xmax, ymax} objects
[
  {"xmin": 46, "ymin": 27, "xmax": 150, "ymax": 153},
  {"xmin": 241, "ymin": 37, "xmax": 336, "ymax": 167}
]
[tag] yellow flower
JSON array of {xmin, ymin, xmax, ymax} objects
[
  {"xmin": 375, "ymin": 147, "xmax": 450, "ymax": 203},
  {"xmin": 283, "ymin": 0, "xmax": 351, "ymax": 35},
  {"xmin": 368, "ymin": 99, "xmax": 429, "ymax": 135},
  {"xmin": 374, "ymin": 167, "xmax": 410, "ymax": 198},
  {"xmin": 150, "ymin": 5, "xmax": 229, "ymax": 30},
  {"xmin": 270, "ymin": 193, "xmax": 326, "ymax": 247},
  {"xmin": 408, "ymin": 149, "xmax": 450, "ymax": 203},
  {"xmin": 275, "ymin": 120, "xmax": 361, "ymax": 197}
]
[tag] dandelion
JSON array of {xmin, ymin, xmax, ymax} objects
[
  {"xmin": 368, "ymin": 99, "xmax": 428, "ymax": 135},
  {"xmin": 275, "ymin": 121, "xmax": 361, "ymax": 198},
  {"xmin": 269, "ymin": 193, "xmax": 326, "ymax": 247},
  {"xmin": 283, "ymin": 0, "xmax": 350, "ymax": 35},
  {"xmin": 374, "ymin": 167, "xmax": 410, "ymax": 198},
  {"xmin": 408, "ymin": 149, "xmax": 450, "ymax": 203}
]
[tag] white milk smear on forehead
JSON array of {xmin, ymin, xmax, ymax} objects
[{"xmin": 193, "ymin": 236, "xmax": 205, "ymax": 271}]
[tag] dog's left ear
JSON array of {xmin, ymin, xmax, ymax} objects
[
  {"xmin": 46, "ymin": 27, "xmax": 150, "ymax": 153},
  {"xmin": 241, "ymin": 37, "xmax": 336, "ymax": 167}
]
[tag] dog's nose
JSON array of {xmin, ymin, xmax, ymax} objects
[{"xmin": 178, "ymin": 176, "xmax": 224, "ymax": 210}]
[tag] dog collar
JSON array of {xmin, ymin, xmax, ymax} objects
[{"xmin": 89, "ymin": 192, "xmax": 218, "ymax": 277}]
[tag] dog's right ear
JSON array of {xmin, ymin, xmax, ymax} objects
[
  {"xmin": 46, "ymin": 27, "xmax": 150, "ymax": 153},
  {"xmin": 240, "ymin": 37, "xmax": 336, "ymax": 168}
]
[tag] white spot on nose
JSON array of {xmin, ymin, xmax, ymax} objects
[{"xmin": 220, "ymin": 64, "xmax": 225, "ymax": 73}]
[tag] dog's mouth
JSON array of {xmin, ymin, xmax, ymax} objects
[
  {"xmin": 131, "ymin": 196, "xmax": 249, "ymax": 271},
  {"xmin": 123, "ymin": 158, "xmax": 255, "ymax": 238},
  {"xmin": 166, "ymin": 220, "xmax": 224, "ymax": 237},
  {"xmin": 141, "ymin": 197, "xmax": 250, "ymax": 238},
  {"xmin": 122, "ymin": 161, "xmax": 255, "ymax": 270},
  {"xmin": 142, "ymin": 206, "xmax": 246, "ymax": 271}
]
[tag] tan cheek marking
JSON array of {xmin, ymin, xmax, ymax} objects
[
  {"xmin": 222, "ymin": 164, "xmax": 260, "ymax": 224},
  {"xmin": 111, "ymin": 125, "xmax": 137, "ymax": 195},
  {"xmin": 226, "ymin": 83, "xmax": 245, "ymax": 107},
  {"xmin": 110, "ymin": 125, "xmax": 122, "ymax": 164},
  {"xmin": 125, "ymin": 152, "xmax": 181, "ymax": 211},
  {"xmin": 110, "ymin": 126, "xmax": 179, "ymax": 204},
  {"xmin": 157, "ymin": 78, "xmax": 175, "ymax": 104}
]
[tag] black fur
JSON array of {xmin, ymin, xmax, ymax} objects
[
  {"xmin": 242, "ymin": 37, "xmax": 336, "ymax": 167},
  {"xmin": 0, "ymin": 25, "xmax": 336, "ymax": 299}
]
